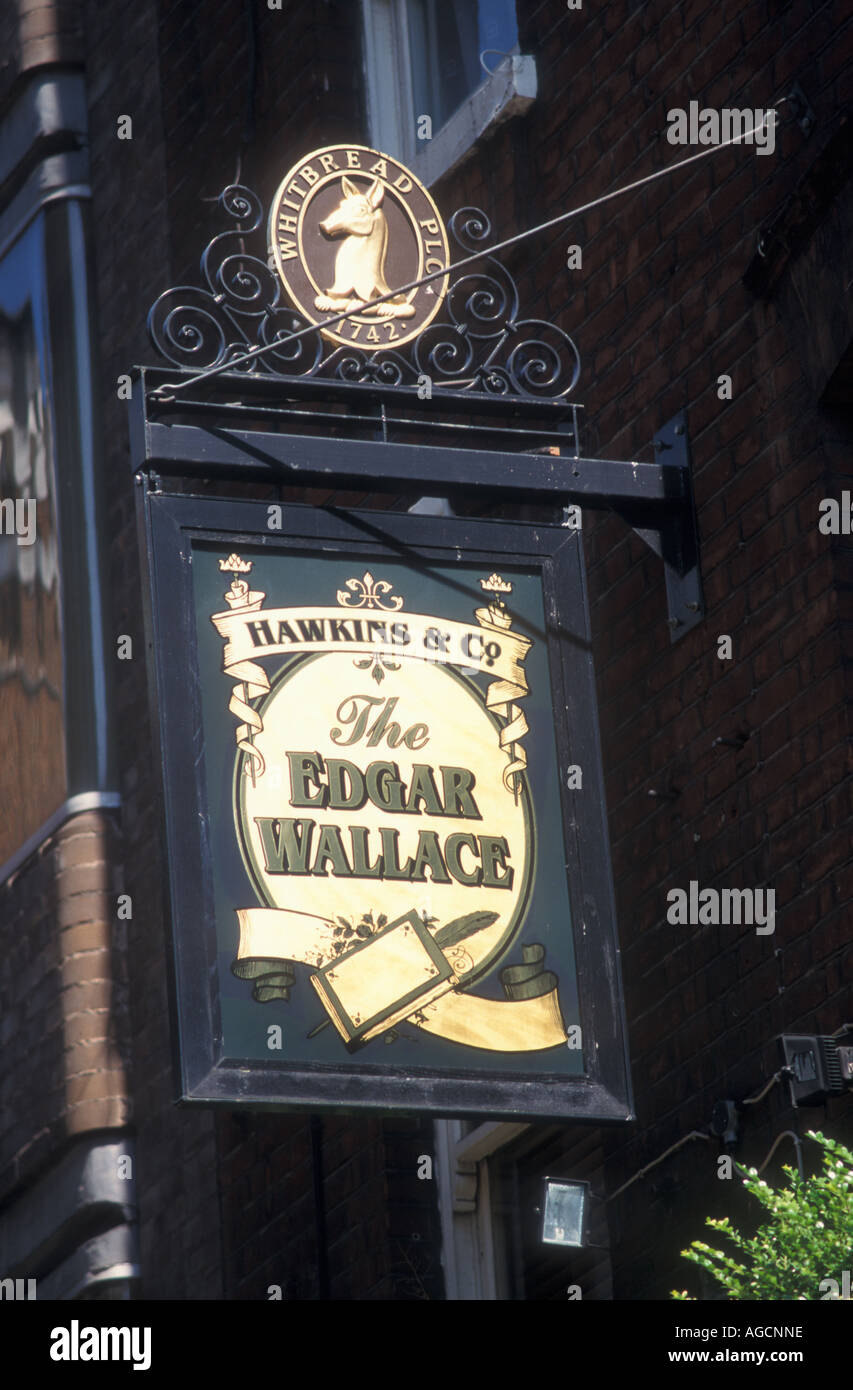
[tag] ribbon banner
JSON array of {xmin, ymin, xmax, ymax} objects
[
  {"xmin": 232, "ymin": 908, "xmax": 566, "ymax": 1052},
  {"xmin": 212, "ymin": 568, "xmax": 531, "ymax": 794}
]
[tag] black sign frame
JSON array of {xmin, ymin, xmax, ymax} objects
[{"xmin": 138, "ymin": 479, "xmax": 633, "ymax": 1121}]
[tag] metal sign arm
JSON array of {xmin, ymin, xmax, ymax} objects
[{"xmin": 130, "ymin": 372, "xmax": 702, "ymax": 639}]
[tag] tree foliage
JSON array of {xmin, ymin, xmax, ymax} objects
[{"xmin": 671, "ymin": 1130, "xmax": 853, "ymax": 1300}]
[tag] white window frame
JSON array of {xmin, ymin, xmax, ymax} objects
[
  {"xmin": 434, "ymin": 1118, "xmax": 529, "ymax": 1299},
  {"xmin": 361, "ymin": 0, "xmax": 537, "ymax": 188}
]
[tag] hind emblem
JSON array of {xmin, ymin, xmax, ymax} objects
[
  {"xmin": 269, "ymin": 144, "xmax": 449, "ymax": 348},
  {"xmin": 314, "ymin": 176, "xmax": 416, "ymax": 320}
]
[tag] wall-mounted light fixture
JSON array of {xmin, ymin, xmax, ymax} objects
[
  {"xmin": 779, "ymin": 1034, "xmax": 853, "ymax": 1106},
  {"xmin": 540, "ymin": 1178, "xmax": 590, "ymax": 1247}
]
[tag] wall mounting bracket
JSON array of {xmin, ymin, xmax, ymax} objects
[
  {"xmin": 131, "ymin": 184, "xmax": 703, "ymax": 640},
  {"xmin": 129, "ymin": 371, "xmax": 703, "ymax": 640},
  {"xmin": 609, "ymin": 411, "xmax": 704, "ymax": 641}
]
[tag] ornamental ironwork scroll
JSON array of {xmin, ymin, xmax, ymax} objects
[{"xmin": 146, "ymin": 183, "xmax": 581, "ymax": 400}]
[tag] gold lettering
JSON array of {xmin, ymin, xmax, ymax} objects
[
  {"xmin": 350, "ymin": 322, "xmax": 362, "ymax": 339},
  {"xmin": 278, "ymin": 214, "xmax": 297, "ymax": 234},
  {"xmin": 404, "ymin": 765, "xmax": 442, "ymax": 815},
  {"xmin": 287, "ymin": 179, "xmax": 306, "ymax": 199},
  {"xmin": 445, "ymin": 833, "xmax": 482, "ymax": 886},
  {"xmin": 369, "ymin": 157, "xmax": 388, "ymax": 178},
  {"xmin": 420, "ymin": 219, "xmax": 439, "ymax": 235},
  {"xmin": 410, "ymin": 831, "xmax": 451, "ymax": 885},
  {"xmin": 425, "ymin": 258, "xmax": 445, "ymax": 273},
  {"xmin": 299, "ymin": 163, "xmax": 319, "ymax": 186},
  {"xmin": 480, "ymin": 835, "xmax": 513, "ymax": 889},
  {"xmin": 346, "ymin": 150, "xmax": 361, "ymax": 168},
  {"xmin": 331, "ymin": 695, "xmax": 427, "ymax": 751},
  {"xmin": 318, "ymin": 153, "xmax": 339, "ymax": 174},
  {"xmin": 393, "ymin": 173, "xmax": 412, "ymax": 191},
  {"xmin": 384, "ymin": 322, "xmax": 399, "ymax": 340},
  {"xmin": 311, "ymin": 824, "xmax": 352, "ymax": 877},
  {"xmin": 367, "ymin": 325, "xmax": 380, "ymax": 341}
]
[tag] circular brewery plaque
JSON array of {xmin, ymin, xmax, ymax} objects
[{"xmin": 268, "ymin": 144, "xmax": 450, "ymax": 349}]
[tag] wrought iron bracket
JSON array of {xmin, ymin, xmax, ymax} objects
[
  {"xmin": 129, "ymin": 370, "xmax": 703, "ymax": 640},
  {"xmin": 131, "ymin": 183, "xmax": 703, "ymax": 639},
  {"xmin": 610, "ymin": 411, "xmax": 704, "ymax": 642}
]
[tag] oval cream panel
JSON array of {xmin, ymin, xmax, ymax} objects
[{"xmin": 238, "ymin": 651, "xmax": 532, "ymax": 980}]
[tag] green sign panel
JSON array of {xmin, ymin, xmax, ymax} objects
[{"xmin": 142, "ymin": 491, "xmax": 631, "ymax": 1118}]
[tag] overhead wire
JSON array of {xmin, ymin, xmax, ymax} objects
[{"xmin": 151, "ymin": 109, "xmax": 783, "ymax": 400}]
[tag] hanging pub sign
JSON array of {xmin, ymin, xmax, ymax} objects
[
  {"xmin": 132, "ymin": 138, "xmax": 645, "ymax": 1119},
  {"xmin": 138, "ymin": 491, "xmax": 632, "ymax": 1120}
]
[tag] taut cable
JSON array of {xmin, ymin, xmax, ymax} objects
[{"xmin": 150, "ymin": 111, "xmax": 781, "ymax": 400}]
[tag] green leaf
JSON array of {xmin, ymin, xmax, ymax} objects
[{"xmin": 672, "ymin": 1131, "xmax": 853, "ymax": 1301}]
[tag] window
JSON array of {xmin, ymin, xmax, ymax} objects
[
  {"xmin": 361, "ymin": 0, "xmax": 536, "ymax": 187},
  {"xmin": 407, "ymin": 0, "xmax": 518, "ymax": 134},
  {"xmin": 0, "ymin": 70, "xmax": 118, "ymax": 878},
  {"xmin": 0, "ymin": 215, "xmax": 66, "ymax": 863}
]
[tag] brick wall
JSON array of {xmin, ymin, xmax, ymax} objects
[
  {"xmin": 157, "ymin": 0, "xmax": 367, "ymax": 282},
  {"xmin": 78, "ymin": 0, "xmax": 443, "ymax": 1300},
  {"xmin": 505, "ymin": 0, "xmax": 851, "ymax": 1297},
  {"xmin": 0, "ymin": 811, "xmax": 128, "ymax": 1202},
  {"xmin": 79, "ymin": 0, "xmax": 228, "ymax": 1300},
  {"xmin": 411, "ymin": 0, "xmax": 852, "ymax": 1295},
  {"xmin": 0, "ymin": 0, "xmax": 84, "ymax": 112},
  {"xmin": 0, "ymin": 0, "xmax": 132, "ymax": 1286},
  {"xmin": 8, "ymin": 0, "xmax": 845, "ymax": 1301},
  {"xmin": 216, "ymin": 1113, "xmax": 442, "ymax": 1300}
]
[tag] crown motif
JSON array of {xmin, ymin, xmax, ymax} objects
[{"xmin": 220, "ymin": 554, "xmax": 254, "ymax": 609}]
